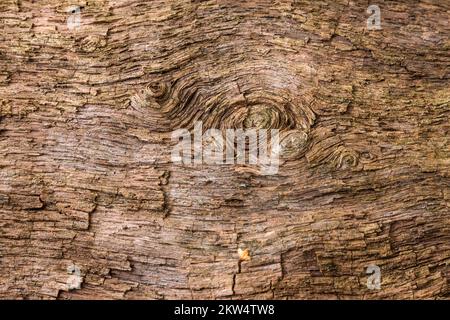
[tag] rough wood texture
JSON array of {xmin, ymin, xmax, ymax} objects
[{"xmin": 0, "ymin": 0, "xmax": 449, "ymax": 299}]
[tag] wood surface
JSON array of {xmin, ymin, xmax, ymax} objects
[{"xmin": 0, "ymin": 0, "xmax": 449, "ymax": 299}]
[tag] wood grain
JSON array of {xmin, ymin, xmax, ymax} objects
[{"xmin": 0, "ymin": 0, "xmax": 449, "ymax": 299}]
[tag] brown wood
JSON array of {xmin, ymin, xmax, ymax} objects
[{"xmin": 0, "ymin": 0, "xmax": 449, "ymax": 299}]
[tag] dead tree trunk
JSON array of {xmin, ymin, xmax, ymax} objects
[{"xmin": 0, "ymin": 0, "xmax": 449, "ymax": 299}]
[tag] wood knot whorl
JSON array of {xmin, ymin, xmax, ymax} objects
[
  {"xmin": 145, "ymin": 81, "xmax": 171, "ymax": 103},
  {"xmin": 243, "ymin": 105, "xmax": 280, "ymax": 129},
  {"xmin": 130, "ymin": 81, "xmax": 172, "ymax": 111},
  {"xmin": 79, "ymin": 35, "xmax": 107, "ymax": 53},
  {"xmin": 332, "ymin": 147, "xmax": 359, "ymax": 170},
  {"xmin": 280, "ymin": 129, "xmax": 309, "ymax": 159}
]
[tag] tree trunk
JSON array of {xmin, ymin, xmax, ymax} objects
[{"xmin": 0, "ymin": 0, "xmax": 449, "ymax": 299}]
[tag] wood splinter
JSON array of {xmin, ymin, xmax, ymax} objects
[{"xmin": 238, "ymin": 248, "xmax": 251, "ymax": 262}]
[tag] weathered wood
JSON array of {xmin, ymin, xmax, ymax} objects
[{"xmin": 0, "ymin": 0, "xmax": 449, "ymax": 299}]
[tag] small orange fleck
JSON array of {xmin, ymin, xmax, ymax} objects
[{"xmin": 238, "ymin": 248, "xmax": 250, "ymax": 262}]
